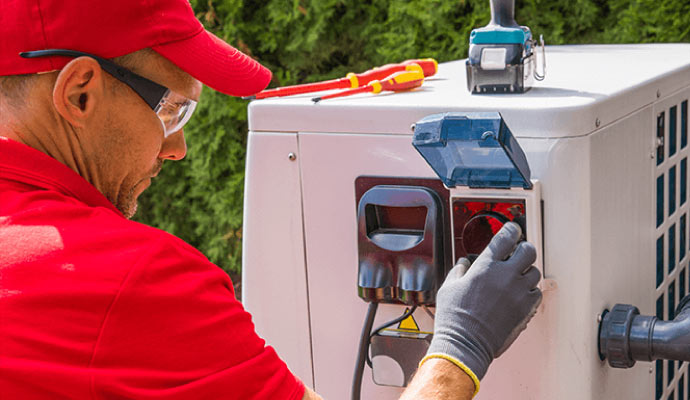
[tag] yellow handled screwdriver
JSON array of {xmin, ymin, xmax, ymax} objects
[
  {"xmin": 312, "ymin": 67, "xmax": 425, "ymax": 102},
  {"xmin": 245, "ymin": 58, "xmax": 437, "ymax": 100}
]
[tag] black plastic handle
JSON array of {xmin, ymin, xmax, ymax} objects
[
  {"xmin": 490, "ymin": 0, "xmax": 519, "ymax": 28},
  {"xmin": 357, "ymin": 185, "xmax": 439, "ymax": 248}
]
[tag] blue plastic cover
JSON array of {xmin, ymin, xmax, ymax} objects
[
  {"xmin": 470, "ymin": 26, "xmax": 529, "ymax": 45},
  {"xmin": 412, "ymin": 112, "xmax": 532, "ymax": 189}
]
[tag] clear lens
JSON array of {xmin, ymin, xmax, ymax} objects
[{"xmin": 155, "ymin": 91, "xmax": 198, "ymax": 137}]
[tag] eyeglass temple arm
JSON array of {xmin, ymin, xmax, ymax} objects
[{"xmin": 20, "ymin": 49, "xmax": 168, "ymax": 110}]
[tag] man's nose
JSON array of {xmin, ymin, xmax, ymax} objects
[{"xmin": 159, "ymin": 129, "xmax": 187, "ymax": 160}]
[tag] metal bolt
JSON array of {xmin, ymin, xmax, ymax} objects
[
  {"xmin": 597, "ymin": 314, "xmax": 603, "ymax": 323},
  {"xmin": 649, "ymin": 366, "xmax": 654, "ymax": 374},
  {"xmin": 410, "ymin": 123, "xmax": 416, "ymax": 132},
  {"xmin": 288, "ymin": 152, "xmax": 297, "ymax": 161},
  {"xmin": 595, "ymin": 118, "xmax": 601, "ymax": 128},
  {"xmin": 657, "ymin": 90, "xmax": 661, "ymax": 98}
]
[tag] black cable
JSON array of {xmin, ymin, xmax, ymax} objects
[
  {"xmin": 352, "ymin": 304, "xmax": 419, "ymax": 399},
  {"xmin": 365, "ymin": 305, "xmax": 418, "ymax": 368},
  {"xmin": 352, "ymin": 302, "xmax": 378, "ymax": 400}
]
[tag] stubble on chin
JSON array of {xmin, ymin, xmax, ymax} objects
[
  {"xmin": 109, "ymin": 184, "xmax": 138, "ymax": 219},
  {"xmin": 117, "ymin": 160, "xmax": 162, "ymax": 219},
  {"xmin": 118, "ymin": 187, "xmax": 138, "ymax": 219}
]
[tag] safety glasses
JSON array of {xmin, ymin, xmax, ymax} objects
[{"xmin": 20, "ymin": 49, "xmax": 197, "ymax": 137}]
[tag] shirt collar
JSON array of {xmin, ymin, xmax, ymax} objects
[{"xmin": 0, "ymin": 137, "xmax": 123, "ymax": 216}]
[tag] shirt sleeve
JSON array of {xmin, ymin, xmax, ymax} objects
[{"xmin": 88, "ymin": 235, "xmax": 305, "ymax": 400}]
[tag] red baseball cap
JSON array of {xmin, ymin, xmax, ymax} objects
[{"xmin": 0, "ymin": 0, "xmax": 272, "ymax": 97}]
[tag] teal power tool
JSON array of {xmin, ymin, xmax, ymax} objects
[{"xmin": 466, "ymin": 0, "xmax": 545, "ymax": 94}]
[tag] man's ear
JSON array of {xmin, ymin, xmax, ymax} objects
[{"xmin": 52, "ymin": 57, "xmax": 105, "ymax": 128}]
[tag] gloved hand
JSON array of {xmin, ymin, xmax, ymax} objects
[{"xmin": 421, "ymin": 222, "xmax": 542, "ymax": 394}]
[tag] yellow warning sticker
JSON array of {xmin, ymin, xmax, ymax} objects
[{"xmin": 397, "ymin": 307, "xmax": 420, "ymax": 331}]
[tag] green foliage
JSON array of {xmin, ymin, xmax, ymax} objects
[{"xmin": 135, "ymin": 0, "xmax": 689, "ymax": 275}]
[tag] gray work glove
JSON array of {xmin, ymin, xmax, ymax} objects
[{"xmin": 423, "ymin": 222, "xmax": 542, "ymax": 391}]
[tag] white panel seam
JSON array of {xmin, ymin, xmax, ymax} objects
[{"xmin": 296, "ymin": 132, "xmax": 317, "ymax": 389}]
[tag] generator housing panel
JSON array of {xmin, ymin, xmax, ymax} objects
[{"xmin": 244, "ymin": 45, "xmax": 690, "ymax": 400}]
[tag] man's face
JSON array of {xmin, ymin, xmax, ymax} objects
[{"xmin": 89, "ymin": 53, "xmax": 202, "ymax": 218}]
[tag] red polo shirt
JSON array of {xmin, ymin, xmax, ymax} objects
[{"xmin": 0, "ymin": 137, "xmax": 304, "ymax": 400}]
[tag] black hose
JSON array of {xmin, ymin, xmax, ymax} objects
[{"xmin": 352, "ymin": 302, "xmax": 378, "ymax": 400}]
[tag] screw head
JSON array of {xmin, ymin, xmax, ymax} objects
[
  {"xmin": 410, "ymin": 123, "xmax": 416, "ymax": 132},
  {"xmin": 597, "ymin": 314, "xmax": 603, "ymax": 323},
  {"xmin": 657, "ymin": 90, "xmax": 661, "ymax": 98},
  {"xmin": 649, "ymin": 366, "xmax": 654, "ymax": 374},
  {"xmin": 595, "ymin": 118, "xmax": 601, "ymax": 128},
  {"xmin": 288, "ymin": 152, "xmax": 296, "ymax": 161}
]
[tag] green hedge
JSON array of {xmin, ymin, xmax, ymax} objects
[{"xmin": 135, "ymin": 0, "xmax": 690, "ymax": 276}]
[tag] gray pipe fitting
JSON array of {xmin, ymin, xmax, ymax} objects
[{"xmin": 599, "ymin": 295, "xmax": 690, "ymax": 368}]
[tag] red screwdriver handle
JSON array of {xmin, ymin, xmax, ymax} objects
[
  {"xmin": 353, "ymin": 58, "xmax": 437, "ymax": 87},
  {"xmin": 250, "ymin": 58, "xmax": 438, "ymax": 100},
  {"xmin": 313, "ymin": 69, "xmax": 425, "ymax": 102},
  {"xmin": 374, "ymin": 70, "xmax": 425, "ymax": 92},
  {"xmin": 403, "ymin": 58, "xmax": 438, "ymax": 78}
]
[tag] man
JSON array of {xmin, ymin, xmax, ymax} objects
[{"xmin": 0, "ymin": 0, "xmax": 542, "ymax": 399}]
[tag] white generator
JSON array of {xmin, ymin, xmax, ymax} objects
[{"xmin": 242, "ymin": 44, "xmax": 690, "ymax": 400}]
